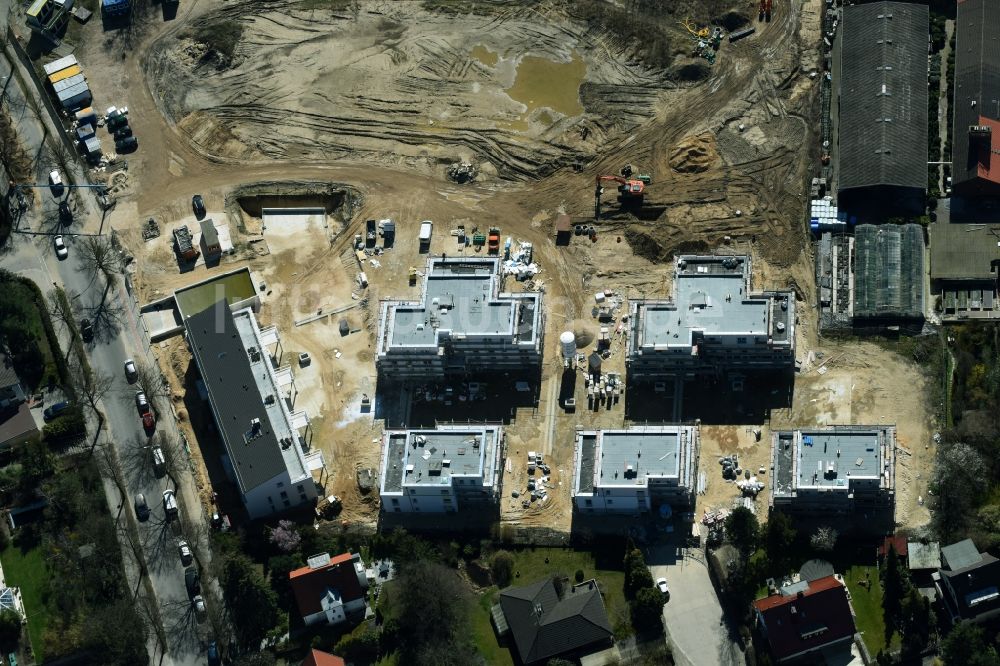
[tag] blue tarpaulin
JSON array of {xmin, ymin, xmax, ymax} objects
[{"xmin": 803, "ymin": 435, "xmax": 813, "ymax": 447}]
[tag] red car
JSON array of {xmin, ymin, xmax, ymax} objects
[{"xmin": 142, "ymin": 411, "xmax": 155, "ymax": 430}]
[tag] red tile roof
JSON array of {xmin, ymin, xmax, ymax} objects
[
  {"xmin": 289, "ymin": 552, "xmax": 366, "ymax": 618},
  {"xmin": 303, "ymin": 649, "xmax": 346, "ymax": 666},
  {"xmin": 878, "ymin": 535, "xmax": 908, "ymax": 559},
  {"xmin": 752, "ymin": 575, "xmax": 855, "ymax": 661}
]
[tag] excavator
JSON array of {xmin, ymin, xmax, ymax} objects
[{"xmin": 594, "ymin": 164, "xmax": 649, "ymax": 220}]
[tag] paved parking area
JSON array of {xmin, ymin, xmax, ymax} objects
[{"xmin": 648, "ymin": 546, "xmax": 745, "ymax": 666}]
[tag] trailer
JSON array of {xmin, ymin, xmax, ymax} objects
[
  {"xmin": 729, "ymin": 27, "xmax": 756, "ymax": 43},
  {"xmin": 419, "ymin": 221, "xmax": 433, "ymax": 252}
]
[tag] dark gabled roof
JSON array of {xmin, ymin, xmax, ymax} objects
[
  {"xmin": 0, "ymin": 352, "xmax": 20, "ymax": 391},
  {"xmin": 941, "ymin": 552, "xmax": 1000, "ymax": 619},
  {"xmin": 942, "ymin": 538, "xmax": 983, "ymax": 571},
  {"xmin": 838, "ymin": 2, "xmax": 928, "ymax": 192},
  {"xmin": 289, "ymin": 552, "xmax": 367, "ymax": 619},
  {"xmin": 499, "ymin": 578, "xmax": 613, "ymax": 665},
  {"xmin": 185, "ymin": 300, "xmax": 286, "ymax": 492},
  {"xmin": 753, "ymin": 575, "xmax": 856, "ymax": 661},
  {"xmin": 952, "ymin": 0, "xmax": 1000, "ymax": 192}
]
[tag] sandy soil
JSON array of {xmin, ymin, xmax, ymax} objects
[{"xmin": 41, "ymin": 0, "xmax": 923, "ymax": 536}]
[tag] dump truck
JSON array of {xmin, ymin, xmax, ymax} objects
[
  {"xmin": 173, "ymin": 225, "xmax": 199, "ymax": 261},
  {"xmin": 487, "ymin": 226, "xmax": 500, "ymax": 255}
]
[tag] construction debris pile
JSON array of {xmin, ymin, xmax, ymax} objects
[
  {"xmin": 679, "ymin": 20, "xmax": 723, "ymax": 65},
  {"xmin": 514, "ymin": 451, "xmax": 553, "ymax": 508},
  {"xmin": 502, "ymin": 239, "xmax": 538, "ymax": 281},
  {"xmin": 447, "ymin": 161, "xmax": 478, "ymax": 184}
]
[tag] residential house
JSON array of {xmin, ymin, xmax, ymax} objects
[
  {"xmin": 752, "ymin": 575, "xmax": 857, "ymax": 663},
  {"xmin": 0, "ymin": 354, "xmax": 37, "ymax": 450},
  {"xmin": 493, "ymin": 578, "xmax": 613, "ymax": 665},
  {"xmin": 908, "ymin": 541, "xmax": 941, "ymax": 601},
  {"xmin": 302, "ymin": 648, "xmax": 345, "ymax": 666},
  {"xmin": 290, "ymin": 552, "xmax": 369, "ymax": 627},
  {"xmin": 935, "ymin": 539, "xmax": 1000, "ymax": 624}
]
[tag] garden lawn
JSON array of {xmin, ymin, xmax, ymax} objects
[
  {"xmin": 1, "ymin": 542, "xmax": 50, "ymax": 661},
  {"xmin": 843, "ymin": 564, "xmax": 898, "ymax": 656}
]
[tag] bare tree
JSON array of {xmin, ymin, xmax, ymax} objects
[
  {"xmin": 46, "ymin": 287, "xmax": 76, "ymax": 332},
  {"xmin": 78, "ymin": 234, "xmax": 125, "ymax": 283},
  {"xmin": 70, "ymin": 356, "xmax": 113, "ymax": 417},
  {"xmin": 134, "ymin": 360, "xmax": 172, "ymax": 404}
]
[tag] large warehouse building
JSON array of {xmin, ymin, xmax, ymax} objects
[
  {"xmin": 836, "ymin": 2, "xmax": 928, "ymax": 215},
  {"xmin": 951, "ymin": 0, "xmax": 1000, "ymax": 198}
]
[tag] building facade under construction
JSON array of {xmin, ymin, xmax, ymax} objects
[
  {"xmin": 376, "ymin": 257, "xmax": 543, "ymax": 379},
  {"xmin": 770, "ymin": 426, "xmax": 895, "ymax": 517},
  {"xmin": 378, "ymin": 426, "xmax": 504, "ymax": 513},
  {"xmin": 626, "ymin": 256, "xmax": 795, "ymax": 380},
  {"xmin": 571, "ymin": 425, "xmax": 700, "ymax": 513}
]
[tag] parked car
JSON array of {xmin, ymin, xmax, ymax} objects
[
  {"xmin": 113, "ymin": 126, "xmax": 133, "ymax": 140},
  {"xmin": 185, "ymin": 567, "xmax": 200, "ymax": 597},
  {"xmin": 58, "ymin": 200, "xmax": 72, "ymax": 224},
  {"xmin": 207, "ymin": 641, "xmax": 221, "ymax": 666},
  {"xmin": 142, "ymin": 410, "xmax": 155, "ymax": 431},
  {"xmin": 163, "ymin": 489, "xmax": 178, "ymax": 520},
  {"xmin": 656, "ymin": 577, "xmax": 669, "ymax": 596},
  {"xmin": 53, "ymin": 235, "xmax": 68, "ymax": 259},
  {"xmin": 134, "ymin": 493, "xmax": 150, "ymax": 521},
  {"xmin": 178, "ymin": 540, "xmax": 193, "ymax": 566},
  {"xmin": 48, "ymin": 169, "xmax": 64, "ymax": 195},
  {"xmin": 135, "ymin": 390, "xmax": 149, "ymax": 413},
  {"xmin": 43, "ymin": 401, "xmax": 69, "ymax": 421},
  {"xmin": 115, "ymin": 136, "xmax": 138, "ymax": 153},
  {"xmin": 192, "ymin": 194, "xmax": 206, "ymax": 220},
  {"xmin": 151, "ymin": 446, "xmax": 166, "ymax": 475},
  {"xmin": 80, "ymin": 319, "xmax": 93, "ymax": 342},
  {"xmin": 193, "ymin": 594, "xmax": 206, "ymax": 614},
  {"xmin": 124, "ymin": 359, "xmax": 138, "ymax": 383}
]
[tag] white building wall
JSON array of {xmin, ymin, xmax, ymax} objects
[{"xmin": 243, "ymin": 470, "xmax": 316, "ymax": 519}]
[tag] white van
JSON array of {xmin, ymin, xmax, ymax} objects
[{"xmin": 151, "ymin": 446, "xmax": 166, "ymax": 475}]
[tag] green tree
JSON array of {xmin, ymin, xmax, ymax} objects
[
  {"xmin": 899, "ymin": 587, "xmax": 934, "ymax": 658},
  {"xmin": 725, "ymin": 506, "xmax": 760, "ymax": 555},
  {"xmin": 391, "ymin": 560, "xmax": 473, "ymax": 665},
  {"xmin": 630, "ymin": 586, "xmax": 665, "ymax": 636},
  {"xmin": 490, "ymin": 550, "xmax": 514, "ymax": 587},
  {"xmin": 764, "ymin": 512, "xmax": 796, "ymax": 574},
  {"xmin": 334, "ymin": 628, "xmax": 380, "ymax": 665},
  {"xmin": 19, "ymin": 438, "xmax": 54, "ymax": 488},
  {"xmin": 222, "ymin": 555, "xmax": 280, "ymax": 650},
  {"xmin": 0, "ymin": 608, "xmax": 20, "ymax": 651},
  {"xmin": 941, "ymin": 622, "xmax": 1000, "ymax": 666},
  {"xmin": 881, "ymin": 545, "xmax": 909, "ymax": 638},
  {"xmin": 624, "ymin": 548, "xmax": 653, "ymax": 599}
]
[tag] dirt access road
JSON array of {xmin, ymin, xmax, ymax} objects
[{"xmin": 57, "ymin": 0, "xmax": 833, "ymax": 531}]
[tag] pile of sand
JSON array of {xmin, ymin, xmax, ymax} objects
[{"xmin": 669, "ymin": 133, "xmax": 720, "ymax": 173}]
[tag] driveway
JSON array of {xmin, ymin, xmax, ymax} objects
[{"xmin": 648, "ymin": 545, "xmax": 745, "ymax": 666}]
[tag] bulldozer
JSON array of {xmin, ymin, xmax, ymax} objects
[{"xmin": 594, "ymin": 164, "xmax": 650, "ymax": 219}]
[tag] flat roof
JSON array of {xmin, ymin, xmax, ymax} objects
[
  {"xmin": 175, "ymin": 267, "xmax": 257, "ymax": 319},
  {"xmin": 577, "ymin": 426, "xmax": 697, "ymax": 492},
  {"xmin": 186, "ymin": 301, "xmax": 306, "ymax": 492},
  {"xmin": 637, "ymin": 256, "xmax": 773, "ymax": 347},
  {"xmin": 382, "ymin": 258, "xmax": 538, "ymax": 349},
  {"xmin": 930, "ymin": 223, "xmax": 1000, "ymax": 281},
  {"xmin": 382, "ymin": 427, "xmax": 500, "ymax": 491},
  {"xmin": 795, "ymin": 429, "xmax": 882, "ymax": 489}
]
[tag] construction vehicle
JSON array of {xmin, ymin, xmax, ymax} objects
[
  {"xmin": 594, "ymin": 164, "xmax": 648, "ymax": 219},
  {"xmin": 472, "ymin": 229, "xmax": 486, "ymax": 251},
  {"xmin": 487, "ymin": 226, "xmax": 501, "ymax": 255}
]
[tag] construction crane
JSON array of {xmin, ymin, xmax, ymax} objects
[{"xmin": 594, "ymin": 164, "xmax": 649, "ymax": 220}]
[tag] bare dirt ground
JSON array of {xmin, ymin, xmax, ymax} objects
[{"xmin": 36, "ymin": 0, "xmax": 896, "ymax": 534}]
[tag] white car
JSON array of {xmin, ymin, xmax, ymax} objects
[
  {"xmin": 53, "ymin": 235, "xmax": 68, "ymax": 259},
  {"xmin": 193, "ymin": 595, "xmax": 206, "ymax": 614},
  {"xmin": 124, "ymin": 359, "xmax": 137, "ymax": 383},
  {"xmin": 656, "ymin": 578, "xmax": 669, "ymax": 595},
  {"xmin": 49, "ymin": 169, "xmax": 63, "ymax": 187}
]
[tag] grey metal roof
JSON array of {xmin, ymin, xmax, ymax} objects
[
  {"xmin": 929, "ymin": 222, "xmax": 1000, "ymax": 281},
  {"xmin": 499, "ymin": 578, "xmax": 613, "ymax": 664},
  {"xmin": 952, "ymin": 0, "xmax": 1000, "ymax": 190},
  {"xmin": 907, "ymin": 541, "xmax": 941, "ymax": 570},
  {"xmin": 185, "ymin": 300, "xmax": 287, "ymax": 492},
  {"xmin": 838, "ymin": 2, "xmax": 928, "ymax": 192},
  {"xmin": 942, "ymin": 538, "xmax": 983, "ymax": 571}
]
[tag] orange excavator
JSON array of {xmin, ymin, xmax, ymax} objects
[{"xmin": 594, "ymin": 164, "xmax": 647, "ymax": 219}]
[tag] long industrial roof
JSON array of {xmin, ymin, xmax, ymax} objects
[
  {"xmin": 952, "ymin": 0, "xmax": 1000, "ymax": 190},
  {"xmin": 838, "ymin": 2, "xmax": 928, "ymax": 192}
]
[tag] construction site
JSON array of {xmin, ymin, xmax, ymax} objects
[{"xmin": 31, "ymin": 0, "xmax": 936, "ymax": 538}]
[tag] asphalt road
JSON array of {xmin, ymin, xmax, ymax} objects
[{"xmin": 2, "ymin": 36, "xmax": 218, "ymax": 666}]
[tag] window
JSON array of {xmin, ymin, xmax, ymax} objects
[
  {"xmin": 737, "ymin": 337, "xmax": 747, "ymax": 344},
  {"xmin": 268, "ymin": 496, "xmax": 274, "ymax": 505},
  {"xmin": 607, "ymin": 499, "xmax": 614, "ymax": 505},
  {"xmin": 441, "ymin": 489, "xmax": 449, "ymax": 495},
  {"xmin": 297, "ymin": 484, "xmax": 304, "ymax": 493},
  {"xmin": 283, "ymin": 499, "xmax": 290, "ymax": 507},
  {"xmin": 280, "ymin": 491, "xmax": 288, "ymax": 499},
  {"xmin": 443, "ymin": 498, "xmax": 452, "ymax": 503},
  {"xmin": 584, "ymin": 499, "xmax": 592, "ymax": 507},
  {"xmin": 277, "ymin": 482, "xmax": 285, "ymax": 488},
  {"xmin": 391, "ymin": 498, "xmax": 399, "ymax": 505}
]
